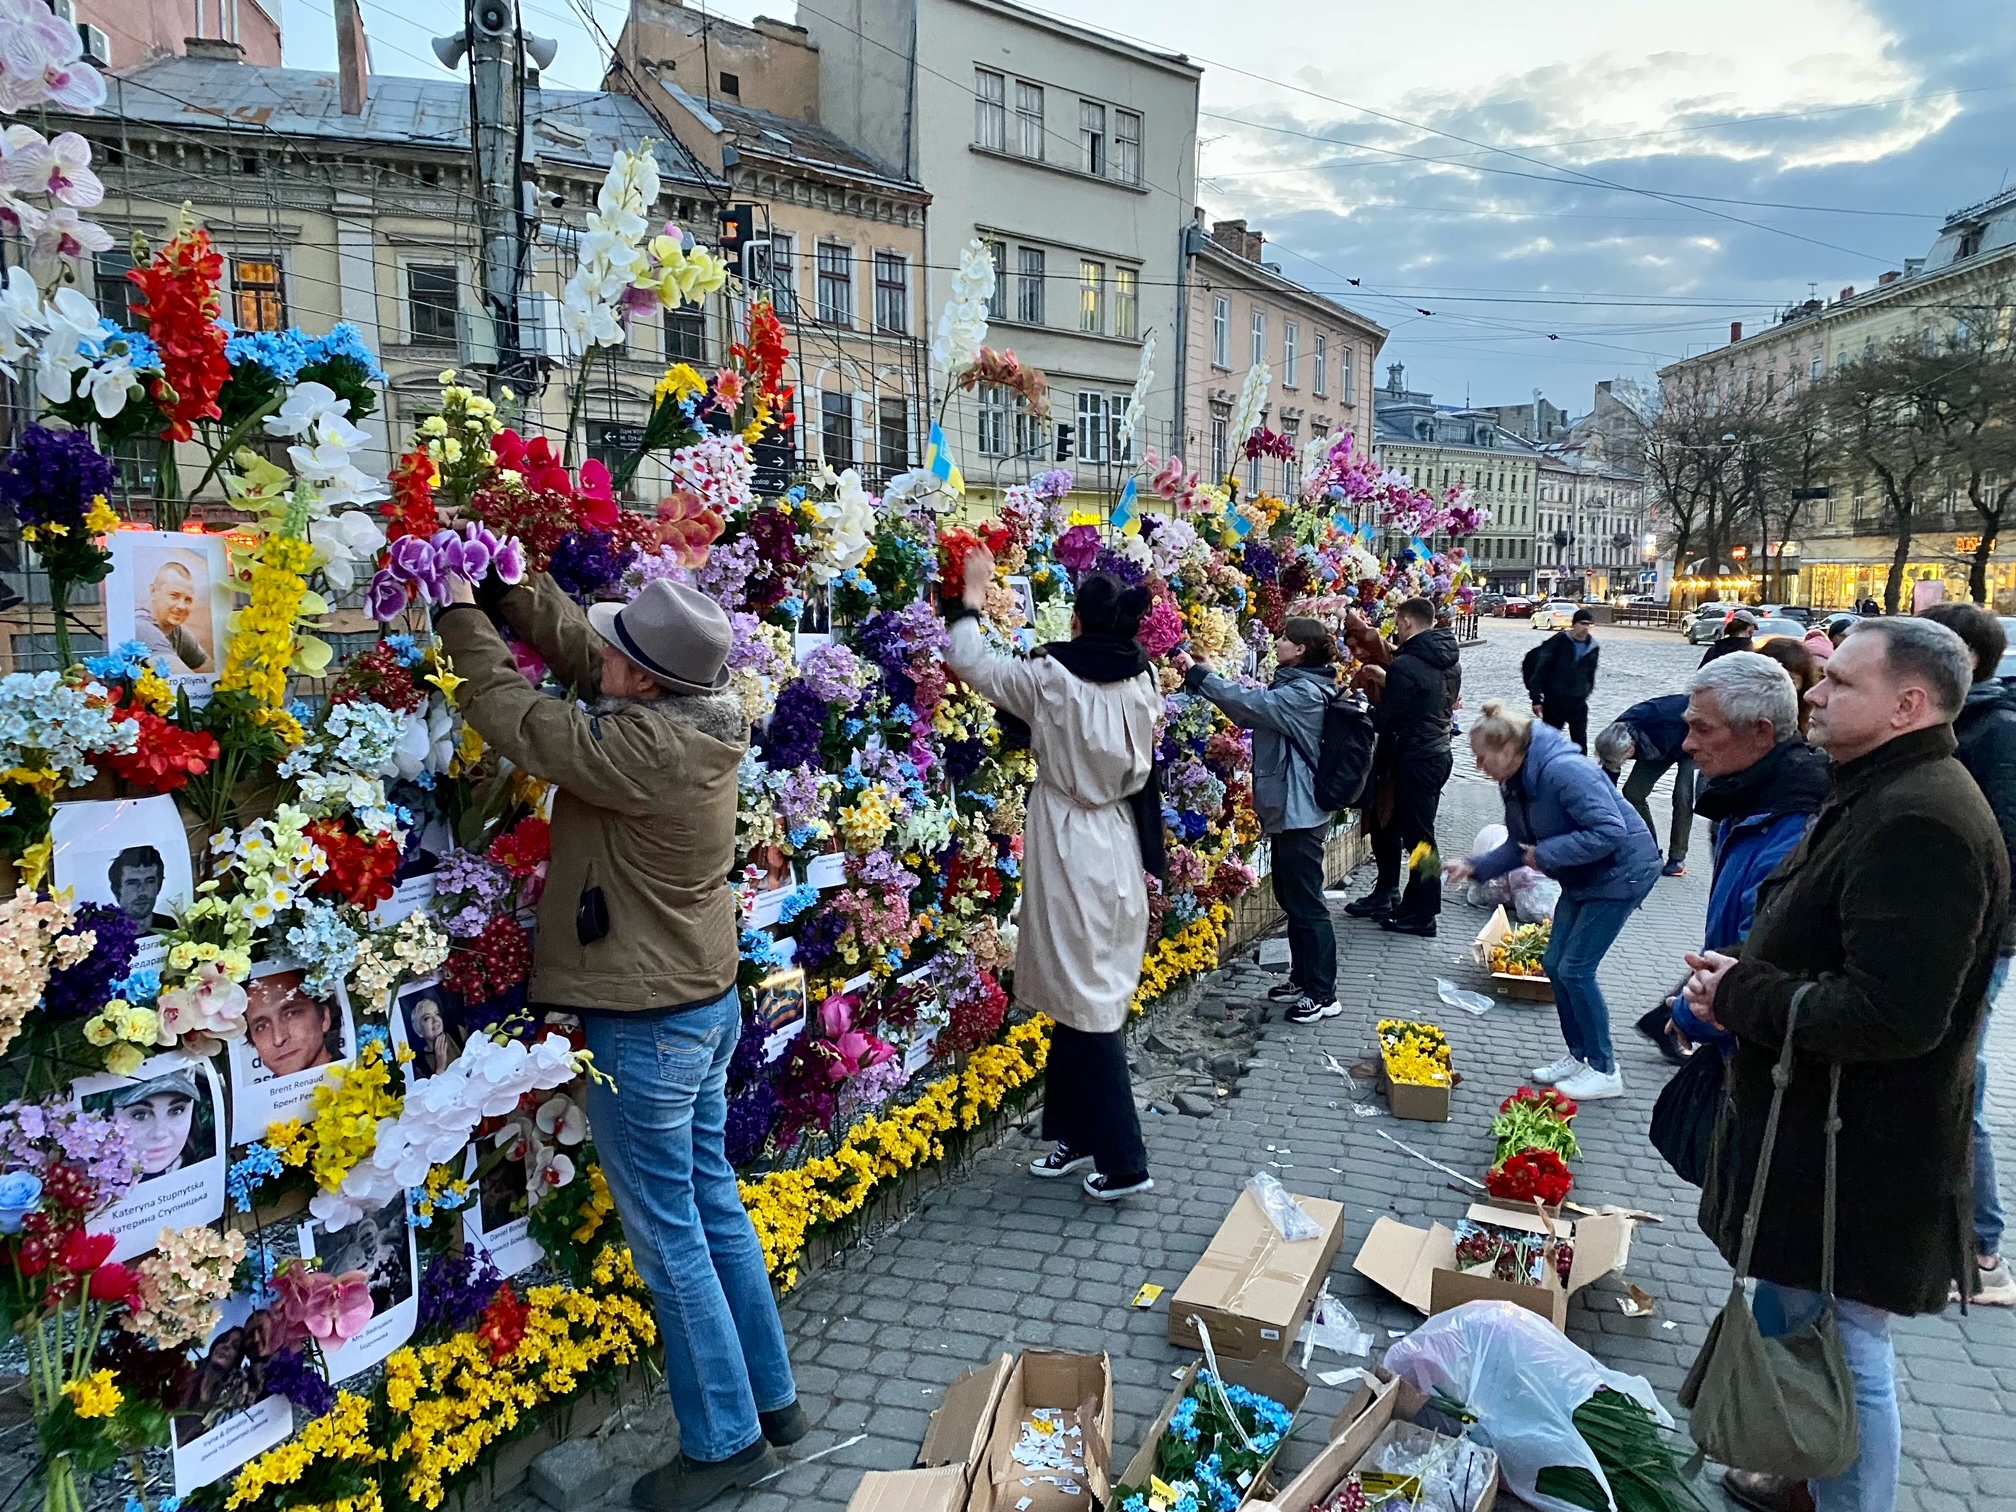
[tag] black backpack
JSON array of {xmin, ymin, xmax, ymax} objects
[{"xmin": 1285, "ymin": 688, "xmax": 1376, "ymax": 812}]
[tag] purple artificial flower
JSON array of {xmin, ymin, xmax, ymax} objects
[
  {"xmin": 261, "ymin": 1346, "xmax": 338, "ymax": 1417},
  {"xmin": 436, "ymin": 523, "xmax": 495, "ymax": 581},
  {"xmin": 760, "ymin": 682, "xmax": 827, "ymax": 771},
  {"xmin": 725, "ymin": 1082, "xmax": 780, "ymax": 1166},
  {"xmin": 494, "ymin": 535, "xmax": 527, "ymax": 584},
  {"xmin": 1240, "ymin": 542, "xmax": 1280, "ymax": 583},
  {"xmin": 0, "ymin": 425, "xmax": 117, "ymax": 529},
  {"xmin": 798, "ymin": 642, "xmax": 868, "ymax": 709},
  {"xmin": 548, "ymin": 530, "xmax": 624, "ymax": 597},
  {"xmin": 388, "ymin": 533, "xmax": 446, "ymax": 602},
  {"xmin": 1055, "ymin": 524, "xmax": 1100, "ymax": 575},
  {"xmin": 43, "ymin": 904, "xmax": 140, "ymax": 1019},
  {"xmin": 793, "ymin": 907, "xmax": 848, "ymax": 973},
  {"xmin": 942, "ymin": 736, "xmax": 985, "ymax": 784},
  {"xmin": 365, "ymin": 568, "xmax": 409, "ymax": 623},
  {"xmin": 417, "ymin": 1247, "xmax": 504, "ymax": 1334},
  {"xmin": 1092, "ymin": 547, "xmax": 1147, "ymax": 587}
]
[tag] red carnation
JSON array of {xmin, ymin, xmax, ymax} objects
[
  {"xmin": 57, "ymin": 1229, "xmax": 116, "ymax": 1275},
  {"xmin": 487, "ymin": 817, "xmax": 550, "ymax": 878},
  {"xmin": 1484, "ymin": 1148, "xmax": 1574, "ymax": 1207}
]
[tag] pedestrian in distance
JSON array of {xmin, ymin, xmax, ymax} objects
[
  {"xmin": 436, "ymin": 570, "xmax": 804, "ymax": 1511},
  {"xmin": 1521, "ymin": 607, "xmax": 1599, "ymax": 750},
  {"xmin": 1593, "ymin": 692, "xmax": 1696, "ymax": 877},
  {"xmin": 948, "ymin": 552, "xmax": 1161, "ymax": 1201},
  {"xmin": 1177, "ymin": 617, "xmax": 1344, "ymax": 1022},
  {"xmin": 1347, "ymin": 596, "xmax": 1461, "ymax": 938},
  {"xmin": 1699, "ymin": 608, "xmax": 1760, "ymax": 666},
  {"xmin": 1444, "ymin": 701, "xmax": 1660, "ymax": 1101},
  {"xmin": 1683, "ymin": 617, "xmax": 2008, "ymax": 1512},
  {"xmin": 1751, "ymin": 637, "xmax": 1822, "ymax": 736},
  {"xmin": 1917, "ymin": 601, "xmax": 2015, "ymax": 1307}
]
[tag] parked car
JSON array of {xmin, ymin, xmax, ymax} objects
[
  {"xmin": 1758, "ymin": 603, "xmax": 1813, "ymax": 625},
  {"xmin": 1686, "ymin": 603, "xmax": 1749, "ymax": 645},
  {"xmin": 1530, "ymin": 600, "xmax": 1580, "ymax": 631},
  {"xmin": 1502, "ymin": 595, "xmax": 1536, "ymax": 618},
  {"xmin": 1751, "ymin": 617, "xmax": 1809, "ymax": 645},
  {"xmin": 1475, "ymin": 593, "xmax": 1507, "ymax": 615}
]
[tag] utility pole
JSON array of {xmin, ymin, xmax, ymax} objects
[{"xmin": 436, "ymin": 0, "xmax": 556, "ymax": 402}]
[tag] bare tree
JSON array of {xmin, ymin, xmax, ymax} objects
[
  {"xmin": 1754, "ymin": 385, "xmax": 1830, "ymax": 602},
  {"xmin": 1815, "ymin": 335, "xmax": 1948, "ymax": 613},
  {"xmin": 1920, "ymin": 286, "xmax": 2016, "ymax": 602},
  {"xmin": 1646, "ymin": 369, "xmax": 1720, "ymax": 575}
]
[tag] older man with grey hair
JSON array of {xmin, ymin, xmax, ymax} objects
[{"xmin": 1684, "ymin": 618, "xmax": 2008, "ymax": 1512}]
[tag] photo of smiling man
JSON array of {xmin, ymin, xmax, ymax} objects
[{"xmin": 226, "ymin": 963, "xmax": 355, "ymax": 1141}]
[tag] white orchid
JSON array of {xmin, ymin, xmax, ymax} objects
[
  {"xmin": 0, "ymin": 189, "xmax": 39, "ymax": 242},
  {"xmin": 0, "ymin": 263, "xmax": 39, "ymax": 377},
  {"xmin": 930, "ymin": 237, "xmax": 995, "ymax": 376},
  {"xmin": 34, "ymin": 284, "xmax": 99, "ymax": 401},
  {"xmin": 1, "ymin": 127, "xmax": 101, "ymax": 207},
  {"xmin": 78, "ymin": 346, "xmax": 135, "ymax": 418},
  {"xmin": 559, "ymin": 281, "xmax": 622, "ymax": 354},
  {"xmin": 810, "ymin": 467, "xmax": 876, "ymax": 584},
  {"xmin": 28, "ymin": 204, "xmax": 110, "ymax": 282},
  {"xmin": 1231, "ymin": 359, "xmax": 1272, "ymax": 446},
  {"xmin": 0, "ymin": 0, "xmax": 105, "ymax": 114},
  {"xmin": 308, "ymin": 509, "xmax": 389, "ymax": 595},
  {"xmin": 266, "ymin": 380, "xmax": 353, "ymax": 439},
  {"xmin": 1116, "ymin": 330, "xmax": 1156, "ymax": 455},
  {"xmin": 535, "ymin": 1091, "xmax": 587, "ymax": 1146}
]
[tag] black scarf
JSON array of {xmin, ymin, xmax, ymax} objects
[
  {"xmin": 1691, "ymin": 738, "xmax": 1832, "ymax": 825},
  {"xmin": 998, "ymin": 632, "xmax": 1167, "ymax": 884}
]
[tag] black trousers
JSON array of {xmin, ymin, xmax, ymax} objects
[
  {"xmin": 1044, "ymin": 1023, "xmax": 1148, "ymax": 1180},
  {"xmin": 1370, "ymin": 756, "xmax": 1452, "ymax": 891},
  {"xmin": 1272, "ymin": 825, "xmax": 1337, "ymax": 1002},
  {"xmin": 1542, "ymin": 698, "xmax": 1589, "ymax": 752}
]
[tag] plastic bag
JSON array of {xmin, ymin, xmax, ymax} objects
[
  {"xmin": 1380, "ymin": 1300, "xmax": 1673, "ymax": 1512},
  {"xmin": 1297, "ymin": 1286, "xmax": 1374, "ymax": 1362},
  {"xmin": 1509, "ymin": 869, "xmax": 1562, "ymax": 923},
  {"xmin": 1437, "ymin": 979, "xmax": 1495, "ymax": 1016},
  {"xmin": 1244, "ymin": 1171, "xmax": 1322, "ymax": 1241}
]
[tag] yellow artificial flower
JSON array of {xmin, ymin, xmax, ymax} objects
[
  {"xmin": 83, "ymin": 495, "xmax": 121, "ymax": 536},
  {"xmin": 63, "ymin": 1370, "xmax": 122, "ymax": 1419}
]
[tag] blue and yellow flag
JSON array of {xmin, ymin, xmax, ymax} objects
[
  {"xmin": 1231, "ymin": 505, "xmax": 1255, "ymax": 540},
  {"xmin": 1110, "ymin": 475, "xmax": 1139, "ymax": 534},
  {"xmin": 925, "ymin": 422, "xmax": 964, "ymax": 495}
]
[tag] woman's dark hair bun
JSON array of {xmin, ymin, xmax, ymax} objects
[{"xmin": 1075, "ymin": 572, "xmax": 1150, "ymax": 638}]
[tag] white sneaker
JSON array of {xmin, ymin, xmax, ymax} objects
[
  {"xmin": 1976, "ymin": 1256, "xmax": 2016, "ymax": 1307},
  {"xmin": 1556, "ymin": 1064, "xmax": 1625, "ymax": 1101},
  {"xmin": 1287, "ymin": 997, "xmax": 1343, "ymax": 1024},
  {"xmin": 1530, "ymin": 1055, "xmax": 1584, "ymax": 1084}
]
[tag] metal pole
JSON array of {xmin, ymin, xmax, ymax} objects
[{"xmin": 466, "ymin": 0, "xmax": 529, "ymax": 399}]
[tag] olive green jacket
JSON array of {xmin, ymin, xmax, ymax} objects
[{"xmin": 436, "ymin": 575, "xmax": 748, "ymax": 1011}]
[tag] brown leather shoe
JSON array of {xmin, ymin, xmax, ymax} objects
[{"xmin": 1723, "ymin": 1470, "xmax": 1816, "ymax": 1512}]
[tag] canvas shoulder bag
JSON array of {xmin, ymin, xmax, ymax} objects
[{"xmin": 1679, "ymin": 983, "xmax": 1858, "ymax": 1479}]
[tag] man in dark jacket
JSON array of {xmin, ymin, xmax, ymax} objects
[
  {"xmin": 1522, "ymin": 608, "xmax": 1598, "ymax": 750},
  {"xmin": 1594, "ymin": 692, "xmax": 1696, "ymax": 876},
  {"xmin": 1920, "ymin": 601, "xmax": 2015, "ymax": 1307},
  {"xmin": 1355, "ymin": 598, "xmax": 1461, "ymax": 937},
  {"xmin": 1699, "ymin": 608, "xmax": 1759, "ymax": 665},
  {"xmin": 1683, "ymin": 617, "xmax": 2009, "ymax": 1512}
]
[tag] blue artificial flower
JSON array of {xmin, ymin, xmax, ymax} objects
[
  {"xmin": 0, "ymin": 1170, "xmax": 42, "ymax": 1233},
  {"xmin": 305, "ymin": 322, "xmax": 389, "ymax": 384},
  {"xmin": 226, "ymin": 1144, "xmax": 284, "ymax": 1213},
  {"xmin": 114, "ymin": 967, "xmax": 161, "ymax": 1005},
  {"xmin": 385, "ymin": 633, "xmax": 425, "ymax": 666},
  {"xmin": 777, "ymin": 884, "xmax": 820, "ymax": 924}
]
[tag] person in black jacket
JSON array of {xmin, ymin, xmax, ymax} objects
[
  {"xmin": 1699, "ymin": 609, "xmax": 1759, "ymax": 666},
  {"xmin": 1345, "ymin": 598, "xmax": 1461, "ymax": 937},
  {"xmin": 1521, "ymin": 608, "xmax": 1598, "ymax": 750},
  {"xmin": 1593, "ymin": 692, "xmax": 1696, "ymax": 876},
  {"xmin": 1920, "ymin": 601, "xmax": 2015, "ymax": 1307}
]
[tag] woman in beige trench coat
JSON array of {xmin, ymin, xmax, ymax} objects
[{"xmin": 946, "ymin": 549, "xmax": 1163, "ymax": 1199}]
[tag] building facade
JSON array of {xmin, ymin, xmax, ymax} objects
[
  {"xmin": 81, "ymin": 0, "xmax": 282, "ymax": 72},
  {"xmin": 1534, "ymin": 450, "xmax": 1652, "ymax": 601},
  {"xmin": 1658, "ymin": 186, "xmax": 2016, "ymax": 608},
  {"xmin": 1474, "ymin": 395, "xmax": 1569, "ymax": 445},
  {"xmin": 1175, "ymin": 215, "xmax": 1384, "ymax": 501},
  {"xmin": 801, "ymin": 0, "xmax": 1200, "ymax": 505},
  {"xmin": 613, "ymin": 1, "xmax": 932, "ymax": 486},
  {"xmin": 1372, "ymin": 365, "xmax": 1539, "ymax": 593}
]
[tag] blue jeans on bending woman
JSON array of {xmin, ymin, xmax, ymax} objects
[
  {"xmin": 583, "ymin": 987, "xmax": 797, "ymax": 1463},
  {"xmin": 1543, "ymin": 893, "xmax": 1639, "ymax": 1074}
]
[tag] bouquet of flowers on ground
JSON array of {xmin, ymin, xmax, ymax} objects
[
  {"xmin": 1114, "ymin": 1370, "xmax": 1293, "ymax": 1512},
  {"xmin": 1377, "ymin": 1019, "xmax": 1451, "ymax": 1087}
]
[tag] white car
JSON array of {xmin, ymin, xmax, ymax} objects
[{"xmin": 1530, "ymin": 600, "xmax": 1579, "ymax": 631}]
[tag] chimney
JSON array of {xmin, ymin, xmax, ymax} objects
[
  {"xmin": 1877, "ymin": 270, "xmax": 1901, "ymax": 286},
  {"xmin": 1839, "ymin": 286, "xmax": 1854, "ymax": 302},
  {"xmin": 1211, "ymin": 219, "xmax": 1264, "ymax": 262},
  {"xmin": 1729, "ymin": 320, "xmax": 1742, "ymax": 344},
  {"xmin": 335, "ymin": 0, "xmax": 369, "ymax": 116},
  {"xmin": 183, "ymin": 36, "xmax": 245, "ymax": 60}
]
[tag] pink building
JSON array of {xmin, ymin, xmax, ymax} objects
[
  {"xmin": 1177, "ymin": 214, "xmax": 1385, "ymax": 498},
  {"xmin": 73, "ymin": 0, "xmax": 282, "ymax": 72}
]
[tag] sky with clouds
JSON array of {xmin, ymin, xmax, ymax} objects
[{"xmin": 280, "ymin": 0, "xmax": 2016, "ymax": 417}]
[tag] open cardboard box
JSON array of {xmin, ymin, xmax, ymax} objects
[
  {"xmin": 1374, "ymin": 1054, "xmax": 1452, "ymax": 1122},
  {"xmin": 1168, "ymin": 1188, "xmax": 1347, "ymax": 1359},
  {"xmin": 848, "ymin": 1350, "xmax": 1113, "ymax": 1512},
  {"xmin": 1472, "ymin": 905, "xmax": 1554, "ymax": 1002},
  {"xmin": 1349, "ymin": 1199, "xmax": 1634, "ymax": 1331},
  {"xmin": 1261, "ymin": 1377, "xmax": 1498, "ymax": 1512},
  {"xmin": 1119, "ymin": 1354, "xmax": 1310, "ymax": 1512}
]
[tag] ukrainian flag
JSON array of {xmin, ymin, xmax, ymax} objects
[
  {"xmin": 925, "ymin": 422, "xmax": 964, "ymax": 495},
  {"xmin": 1110, "ymin": 475, "xmax": 1139, "ymax": 534}
]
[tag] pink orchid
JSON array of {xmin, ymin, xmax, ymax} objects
[
  {"xmin": 274, "ymin": 1259, "xmax": 374, "ymax": 1348},
  {"xmin": 653, "ymin": 489, "xmax": 724, "ymax": 567},
  {"xmin": 1, "ymin": 128, "xmax": 101, "ymax": 208},
  {"xmin": 157, "ymin": 960, "xmax": 249, "ymax": 1055},
  {"xmin": 826, "ymin": 1029, "xmax": 895, "ymax": 1082}
]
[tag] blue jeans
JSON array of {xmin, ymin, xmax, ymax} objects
[
  {"xmin": 583, "ymin": 989, "xmax": 796, "ymax": 1462},
  {"xmin": 1753, "ymin": 1282, "xmax": 1899, "ymax": 1512},
  {"xmin": 1543, "ymin": 894, "xmax": 1639, "ymax": 1074},
  {"xmin": 1979, "ymin": 958, "xmax": 2009, "ymax": 1258}
]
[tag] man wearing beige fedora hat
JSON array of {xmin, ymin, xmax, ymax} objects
[{"xmin": 439, "ymin": 569, "xmax": 805, "ymax": 1510}]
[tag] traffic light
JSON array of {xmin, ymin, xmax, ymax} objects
[
  {"xmin": 718, "ymin": 205, "xmax": 755, "ymax": 274},
  {"xmin": 1055, "ymin": 421, "xmax": 1074, "ymax": 462}
]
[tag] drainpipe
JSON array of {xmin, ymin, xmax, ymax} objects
[{"xmin": 1174, "ymin": 218, "xmax": 1200, "ymax": 465}]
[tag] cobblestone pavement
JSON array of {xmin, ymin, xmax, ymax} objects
[{"xmin": 513, "ymin": 619, "xmax": 2016, "ymax": 1512}]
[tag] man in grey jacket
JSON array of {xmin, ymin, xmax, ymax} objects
[{"xmin": 1178, "ymin": 617, "xmax": 1342, "ymax": 1023}]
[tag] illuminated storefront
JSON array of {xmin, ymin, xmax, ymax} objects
[{"xmin": 1799, "ymin": 534, "xmax": 2016, "ymax": 611}]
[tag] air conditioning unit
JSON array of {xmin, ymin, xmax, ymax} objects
[
  {"xmin": 48, "ymin": 0, "xmax": 75, "ymax": 23},
  {"xmin": 78, "ymin": 22, "xmax": 107, "ymax": 65},
  {"xmin": 517, "ymin": 292, "xmax": 566, "ymax": 362},
  {"xmin": 457, "ymin": 305, "xmax": 499, "ymax": 369}
]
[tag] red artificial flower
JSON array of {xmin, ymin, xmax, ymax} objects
[
  {"xmin": 1484, "ymin": 1148, "xmax": 1574, "ymax": 1207},
  {"xmin": 467, "ymin": 479, "xmax": 577, "ymax": 573},
  {"xmin": 491, "ymin": 429, "xmax": 574, "ymax": 496},
  {"xmin": 102, "ymin": 692, "xmax": 220, "ymax": 795},
  {"xmin": 382, "ymin": 446, "xmax": 441, "ymax": 542},
  {"xmin": 1499, "ymin": 1085, "xmax": 1579, "ymax": 1120},
  {"xmin": 731, "ymin": 301, "xmax": 793, "ymax": 419},
  {"xmin": 306, "ymin": 819, "xmax": 403, "ymax": 909},
  {"xmin": 57, "ymin": 1229, "xmax": 116, "ymax": 1275},
  {"xmin": 943, "ymin": 969, "xmax": 1009, "ymax": 1056},
  {"xmin": 129, "ymin": 228, "xmax": 229, "ymax": 443},
  {"xmin": 487, "ymin": 816, "xmax": 551, "ymax": 878},
  {"xmin": 576, "ymin": 459, "xmax": 620, "ymax": 531},
  {"xmin": 477, "ymin": 1282, "xmax": 529, "ymax": 1362},
  {"xmin": 443, "ymin": 914, "xmax": 534, "ymax": 1007},
  {"xmin": 88, "ymin": 1259, "xmax": 141, "ymax": 1306},
  {"xmin": 327, "ymin": 641, "xmax": 429, "ymax": 714}
]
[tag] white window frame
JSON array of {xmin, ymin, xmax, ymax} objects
[
  {"xmin": 1210, "ymin": 410, "xmax": 1229, "ymax": 478},
  {"xmin": 1250, "ymin": 307, "xmax": 1266, "ymax": 367},
  {"xmin": 404, "ymin": 259, "xmax": 460, "ymax": 346},
  {"xmin": 1017, "ymin": 246, "xmax": 1045, "ymax": 325},
  {"xmin": 1212, "ymin": 296, "xmax": 1230, "ymax": 367},
  {"xmin": 1114, "ymin": 109, "xmax": 1141, "ymax": 185},
  {"xmin": 1114, "ymin": 266, "xmax": 1138, "ymax": 340},
  {"xmin": 1080, "ymin": 259, "xmax": 1104, "ymax": 336},
  {"xmin": 1014, "ymin": 81, "xmax": 1044, "ymax": 160},
  {"xmin": 983, "ymin": 238, "xmax": 1006, "ymax": 320},
  {"xmin": 1313, "ymin": 332, "xmax": 1327, "ymax": 396},
  {"xmin": 974, "ymin": 68, "xmax": 1006, "ymax": 151},
  {"xmin": 977, "ymin": 383, "xmax": 1008, "ymax": 457},
  {"xmin": 1080, "ymin": 99, "xmax": 1106, "ymax": 176},
  {"xmin": 1076, "ymin": 388, "xmax": 1109, "ymax": 463},
  {"xmin": 1341, "ymin": 345, "xmax": 1355, "ymax": 403},
  {"xmin": 1283, "ymin": 321, "xmax": 1299, "ymax": 387}
]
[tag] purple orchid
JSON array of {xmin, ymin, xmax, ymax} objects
[{"xmin": 366, "ymin": 568, "xmax": 411, "ymax": 623}]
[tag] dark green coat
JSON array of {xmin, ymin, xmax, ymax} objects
[{"xmin": 1702, "ymin": 724, "xmax": 2008, "ymax": 1315}]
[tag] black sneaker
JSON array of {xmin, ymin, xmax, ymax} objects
[
  {"xmin": 1083, "ymin": 1171, "xmax": 1154, "ymax": 1201},
  {"xmin": 1029, "ymin": 1144, "xmax": 1093, "ymax": 1178},
  {"xmin": 760, "ymin": 1400, "xmax": 809, "ymax": 1447},
  {"xmin": 1265, "ymin": 979, "xmax": 1305, "ymax": 1003},
  {"xmin": 1344, "ymin": 890, "xmax": 1397, "ymax": 919},
  {"xmin": 1286, "ymin": 997, "xmax": 1342, "ymax": 1024},
  {"xmin": 631, "ymin": 1441, "xmax": 777, "ymax": 1511}
]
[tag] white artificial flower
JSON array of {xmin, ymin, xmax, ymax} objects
[
  {"xmin": 559, "ymin": 279, "xmax": 622, "ymax": 354},
  {"xmin": 266, "ymin": 380, "xmax": 351, "ymax": 439},
  {"xmin": 0, "ymin": 0, "xmax": 105, "ymax": 114},
  {"xmin": 811, "ymin": 467, "xmax": 876, "ymax": 584},
  {"xmin": 1, "ymin": 128, "xmax": 100, "ymax": 208},
  {"xmin": 1231, "ymin": 359, "xmax": 1272, "ymax": 446},
  {"xmin": 0, "ymin": 188, "xmax": 40, "ymax": 241},
  {"xmin": 1116, "ymin": 330, "xmax": 1156, "ymax": 453},
  {"xmin": 0, "ymin": 262, "xmax": 40, "ymax": 377},
  {"xmin": 34, "ymin": 283, "xmax": 98, "ymax": 401},
  {"xmin": 308, "ymin": 509, "xmax": 389, "ymax": 595},
  {"xmin": 79, "ymin": 349, "xmax": 133, "ymax": 418},
  {"xmin": 535, "ymin": 1092, "xmax": 587, "ymax": 1146},
  {"xmin": 930, "ymin": 237, "xmax": 995, "ymax": 375},
  {"xmin": 28, "ymin": 205, "xmax": 110, "ymax": 282}
]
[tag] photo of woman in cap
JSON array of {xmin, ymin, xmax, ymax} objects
[{"xmin": 85, "ymin": 1067, "xmax": 216, "ymax": 1176}]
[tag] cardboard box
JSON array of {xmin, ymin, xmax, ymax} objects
[
  {"xmin": 1264, "ymin": 1378, "xmax": 1497, "ymax": 1512},
  {"xmin": 1167, "ymin": 1189, "xmax": 1347, "ymax": 1359},
  {"xmin": 1349, "ymin": 1200, "xmax": 1634, "ymax": 1332},
  {"xmin": 1374, "ymin": 1057, "xmax": 1452, "ymax": 1122},
  {"xmin": 849, "ymin": 1350, "xmax": 1113, "ymax": 1512},
  {"xmin": 1472, "ymin": 906, "xmax": 1554, "ymax": 1002},
  {"xmin": 1119, "ymin": 1354, "xmax": 1310, "ymax": 1512}
]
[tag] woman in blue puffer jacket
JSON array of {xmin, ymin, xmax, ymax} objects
[{"xmin": 1445, "ymin": 699, "xmax": 1660, "ymax": 1102}]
